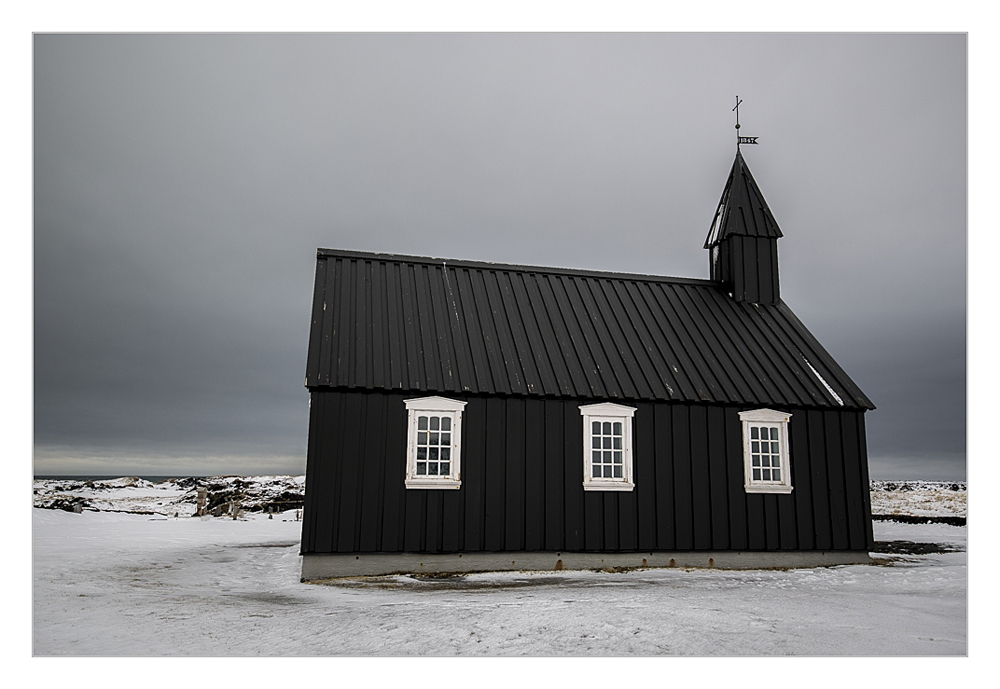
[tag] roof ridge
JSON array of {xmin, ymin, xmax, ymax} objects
[{"xmin": 316, "ymin": 248, "xmax": 720, "ymax": 287}]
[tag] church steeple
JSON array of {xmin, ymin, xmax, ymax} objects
[{"xmin": 704, "ymin": 150, "xmax": 783, "ymax": 303}]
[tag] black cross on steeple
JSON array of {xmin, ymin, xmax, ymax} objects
[{"xmin": 733, "ymin": 95, "xmax": 759, "ymax": 149}]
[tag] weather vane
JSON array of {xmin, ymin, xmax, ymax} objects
[{"xmin": 733, "ymin": 95, "xmax": 759, "ymax": 149}]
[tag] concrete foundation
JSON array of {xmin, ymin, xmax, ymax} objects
[{"xmin": 300, "ymin": 549, "xmax": 871, "ymax": 581}]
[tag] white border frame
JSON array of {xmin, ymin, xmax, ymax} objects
[
  {"xmin": 404, "ymin": 396, "xmax": 466, "ymax": 490},
  {"xmin": 579, "ymin": 402, "xmax": 636, "ymax": 492},
  {"xmin": 739, "ymin": 408, "xmax": 793, "ymax": 494}
]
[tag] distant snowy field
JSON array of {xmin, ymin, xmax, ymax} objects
[{"xmin": 33, "ymin": 477, "xmax": 966, "ymax": 656}]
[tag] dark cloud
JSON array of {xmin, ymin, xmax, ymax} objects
[{"xmin": 33, "ymin": 34, "xmax": 966, "ymax": 478}]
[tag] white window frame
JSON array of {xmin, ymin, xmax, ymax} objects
[
  {"xmin": 404, "ymin": 396, "xmax": 466, "ymax": 490},
  {"xmin": 739, "ymin": 408, "xmax": 793, "ymax": 494},
  {"xmin": 580, "ymin": 402, "xmax": 636, "ymax": 492}
]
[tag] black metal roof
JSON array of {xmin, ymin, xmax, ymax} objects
[
  {"xmin": 705, "ymin": 150, "xmax": 783, "ymax": 248},
  {"xmin": 305, "ymin": 249, "xmax": 874, "ymax": 410}
]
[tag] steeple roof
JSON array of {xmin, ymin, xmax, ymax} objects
[{"xmin": 704, "ymin": 150, "xmax": 783, "ymax": 248}]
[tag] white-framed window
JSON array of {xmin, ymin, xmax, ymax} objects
[
  {"xmin": 579, "ymin": 402, "xmax": 636, "ymax": 492},
  {"xmin": 739, "ymin": 408, "xmax": 793, "ymax": 494},
  {"xmin": 404, "ymin": 396, "xmax": 466, "ymax": 490}
]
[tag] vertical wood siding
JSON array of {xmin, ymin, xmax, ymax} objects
[{"xmin": 302, "ymin": 391, "xmax": 874, "ymax": 554}]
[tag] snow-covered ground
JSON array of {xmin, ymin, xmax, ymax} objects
[{"xmin": 32, "ymin": 476, "xmax": 967, "ymax": 656}]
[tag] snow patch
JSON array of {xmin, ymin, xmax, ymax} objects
[{"xmin": 801, "ymin": 356, "xmax": 844, "ymax": 406}]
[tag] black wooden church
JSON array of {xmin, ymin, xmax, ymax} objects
[{"xmin": 299, "ymin": 149, "xmax": 876, "ymax": 580}]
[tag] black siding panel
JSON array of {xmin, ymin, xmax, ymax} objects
[
  {"xmin": 635, "ymin": 403, "xmax": 658, "ymax": 550},
  {"xmin": 706, "ymin": 406, "xmax": 730, "ymax": 549},
  {"xmin": 543, "ymin": 400, "xmax": 565, "ymax": 550},
  {"xmin": 790, "ymin": 411, "xmax": 815, "ymax": 550},
  {"xmin": 425, "ymin": 490, "xmax": 441, "ymax": 553},
  {"xmin": 336, "ymin": 394, "xmax": 364, "ymax": 552},
  {"xmin": 725, "ymin": 408, "xmax": 748, "ymax": 550},
  {"xmin": 763, "ymin": 495, "xmax": 780, "ymax": 550},
  {"xmin": 689, "ymin": 405, "xmax": 712, "ymax": 550},
  {"xmin": 358, "ymin": 394, "xmax": 385, "ymax": 552},
  {"xmin": 777, "ymin": 480, "xmax": 798, "ymax": 550},
  {"xmin": 524, "ymin": 399, "xmax": 545, "ymax": 551},
  {"xmin": 442, "ymin": 481, "xmax": 463, "ymax": 553},
  {"xmin": 825, "ymin": 411, "xmax": 850, "ymax": 550},
  {"xmin": 403, "ymin": 490, "xmax": 424, "ymax": 552},
  {"xmin": 462, "ymin": 397, "xmax": 487, "ymax": 551},
  {"xmin": 671, "ymin": 405, "xmax": 693, "ymax": 550},
  {"xmin": 857, "ymin": 414, "xmax": 876, "ymax": 550},
  {"xmin": 654, "ymin": 404, "xmax": 675, "ymax": 550},
  {"xmin": 746, "ymin": 492, "xmax": 767, "ymax": 551},
  {"xmin": 584, "ymin": 490, "xmax": 604, "ymax": 551},
  {"xmin": 768, "ymin": 240, "xmax": 780, "ymax": 303},
  {"xmin": 563, "ymin": 402, "xmax": 584, "ymax": 550},
  {"xmin": 755, "ymin": 237, "xmax": 775, "ymax": 304},
  {"xmin": 484, "ymin": 396, "xmax": 506, "ymax": 550},
  {"xmin": 314, "ymin": 391, "xmax": 342, "ymax": 552},
  {"xmin": 505, "ymin": 398, "xmax": 526, "ymax": 551},
  {"xmin": 618, "ymin": 487, "xmax": 637, "ymax": 552},
  {"xmin": 742, "ymin": 235, "xmax": 761, "ymax": 303},
  {"xmin": 731, "ymin": 235, "xmax": 747, "ymax": 302},
  {"xmin": 301, "ymin": 391, "xmax": 874, "ymax": 556},
  {"xmin": 380, "ymin": 393, "xmax": 406, "ymax": 552},
  {"xmin": 603, "ymin": 493, "xmax": 619, "ymax": 551},
  {"xmin": 301, "ymin": 391, "xmax": 323, "ymax": 552},
  {"xmin": 840, "ymin": 411, "xmax": 866, "ymax": 551},
  {"xmin": 808, "ymin": 410, "xmax": 832, "ymax": 550}
]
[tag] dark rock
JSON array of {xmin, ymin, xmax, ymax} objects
[
  {"xmin": 871, "ymin": 514, "xmax": 965, "ymax": 526},
  {"xmin": 871, "ymin": 540, "xmax": 964, "ymax": 555}
]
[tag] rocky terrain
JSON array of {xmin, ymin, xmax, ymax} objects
[{"xmin": 33, "ymin": 475, "xmax": 305, "ymax": 517}]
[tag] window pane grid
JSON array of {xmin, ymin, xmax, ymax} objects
[
  {"xmin": 749, "ymin": 424, "xmax": 782, "ymax": 483},
  {"xmin": 590, "ymin": 419, "xmax": 624, "ymax": 479},
  {"xmin": 415, "ymin": 414, "xmax": 453, "ymax": 478}
]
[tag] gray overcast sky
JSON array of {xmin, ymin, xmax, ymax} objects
[{"xmin": 33, "ymin": 33, "xmax": 966, "ymax": 479}]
